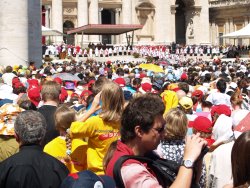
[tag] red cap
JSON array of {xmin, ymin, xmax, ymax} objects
[
  {"xmin": 87, "ymin": 80, "xmax": 95, "ymax": 88},
  {"xmin": 114, "ymin": 77, "xmax": 126, "ymax": 87},
  {"xmin": 27, "ymin": 87, "xmax": 41, "ymax": 106},
  {"xmin": 59, "ymin": 87, "xmax": 68, "ymax": 102},
  {"xmin": 211, "ymin": 105, "xmax": 231, "ymax": 117},
  {"xmin": 71, "ymin": 93, "xmax": 79, "ymax": 98},
  {"xmin": 13, "ymin": 82, "xmax": 24, "ymax": 89},
  {"xmin": 12, "ymin": 77, "xmax": 24, "ymax": 89},
  {"xmin": 193, "ymin": 116, "xmax": 213, "ymax": 133},
  {"xmin": 192, "ymin": 90, "xmax": 203, "ymax": 100},
  {"xmin": 54, "ymin": 77, "xmax": 63, "ymax": 85},
  {"xmin": 27, "ymin": 79, "xmax": 39, "ymax": 88},
  {"xmin": 141, "ymin": 83, "xmax": 152, "ymax": 92},
  {"xmin": 80, "ymin": 90, "xmax": 93, "ymax": 98},
  {"xmin": 140, "ymin": 73, "xmax": 146, "ymax": 79},
  {"xmin": 12, "ymin": 77, "xmax": 20, "ymax": 86},
  {"xmin": 180, "ymin": 73, "xmax": 188, "ymax": 81}
]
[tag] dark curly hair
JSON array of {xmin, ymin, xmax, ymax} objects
[{"xmin": 121, "ymin": 94, "xmax": 165, "ymax": 142}]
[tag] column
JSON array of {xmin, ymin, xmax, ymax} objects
[
  {"xmin": 215, "ymin": 24, "xmax": 219, "ymax": 45},
  {"xmin": 0, "ymin": 0, "xmax": 42, "ymax": 67},
  {"xmin": 98, "ymin": 8, "xmax": 103, "ymax": 43},
  {"xmin": 170, "ymin": 5, "xmax": 177, "ymax": 43},
  {"xmin": 45, "ymin": 5, "xmax": 51, "ymax": 44},
  {"xmin": 243, "ymin": 16, "xmax": 249, "ymax": 45},
  {"xmin": 196, "ymin": 0, "xmax": 210, "ymax": 44},
  {"xmin": 154, "ymin": 0, "xmax": 171, "ymax": 44},
  {"xmin": 52, "ymin": 0, "xmax": 63, "ymax": 43},
  {"xmin": 89, "ymin": 0, "xmax": 99, "ymax": 43},
  {"xmin": 229, "ymin": 18, "xmax": 234, "ymax": 44},
  {"xmin": 212, "ymin": 21, "xmax": 216, "ymax": 45},
  {"xmin": 45, "ymin": 5, "xmax": 51, "ymax": 28},
  {"xmin": 115, "ymin": 8, "xmax": 121, "ymax": 44},
  {"xmin": 77, "ymin": 0, "xmax": 88, "ymax": 47},
  {"xmin": 225, "ymin": 19, "xmax": 230, "ymax": 44},
  {"xmin": 122, "ymin": 0, "xmax": 132, "ymax": 44},
  {"xmin": 229, "ymin": 18, "xmax": 234, "ymax": 32}
]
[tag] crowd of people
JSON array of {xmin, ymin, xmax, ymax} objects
[
  {"xmin": 0, "ymin": 53, "xmax": 250, "ymax": 188},
  {"xmin": 43, "ymin": 43, "xmax": 250, "ymax": 59}
]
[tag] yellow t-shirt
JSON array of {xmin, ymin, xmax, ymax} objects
[
  {"xmin": 70, "ymin": 115, "xmax": 120, "ymax": 175},
  {"xmin": 161, "ymin": 90, "xmax": 178, "ymax": 114},
  {"xmin": 44, "ymin": 137, "xmax": 87, "ymax": 173}
]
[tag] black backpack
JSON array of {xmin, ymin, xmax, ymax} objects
[
  {"xmin": 113, "ymin": 151, "xmax": 202, "ymax": 188},
  {"xmin": 113, "ymin": 152, "xmax": 180, "ymax": 188}
]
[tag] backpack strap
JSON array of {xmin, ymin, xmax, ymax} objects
[{"xmin": 113, "ymin": 155, "xmax": 155, "ymax": 188}]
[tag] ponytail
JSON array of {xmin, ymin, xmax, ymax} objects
[{"xmin": 63, "ymin": 128, "xmax": 72, "ymax": 163}]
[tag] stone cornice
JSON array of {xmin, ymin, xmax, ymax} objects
[
  {"xmin": 186, "ymin": 6, "xmax": 202, "ymax": 16},
  {"xmin": 209, "ymin": 0, "xmax": 250, "ymax": 8}
]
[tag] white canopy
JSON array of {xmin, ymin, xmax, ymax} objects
[
  {"xmin": 42, "ymin": 26, "xmax": 63, "ymax": 36},
  {"xmin": 221, "ymin": 23, "xmax": 250, "ymax": 39}
]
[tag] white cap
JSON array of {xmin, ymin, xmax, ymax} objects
[
  {"xmin": 229, "ymin": 82, "xmax": 237, "ymax": 89},
  {"xmin": 57, "ymin": 67, "xmax": 63, "ymax": 73}
]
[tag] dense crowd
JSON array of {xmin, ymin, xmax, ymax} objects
[
  {"xmin": 0, "ymin": 55, "xmax": 250, "ymax": 188},
  {"xmin": 43, "ymin": 43, "xmax": 250, "ymax": 59}
]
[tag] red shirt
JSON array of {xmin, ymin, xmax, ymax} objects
[{"xmin": 106, "ymin": 140, "xmax": 135, "ymax": 177}]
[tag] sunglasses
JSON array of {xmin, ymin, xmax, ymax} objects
[{"xmin": 152, "ymin": 125, "xmax": 165, "ymax": 134}]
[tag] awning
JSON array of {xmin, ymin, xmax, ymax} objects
[
  {"xmin": 67, "ymin": 24, "xmax": 143, "ymax": 35},
  {"xmin": 221, "ymin": 23, "xmax": 250, "ymax": 39},
  {"xmin": 42, "ymin": 26, "xmax": 64, "ymax": 36}
]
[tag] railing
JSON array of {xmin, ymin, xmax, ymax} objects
[{"xmin": 209, "ymin": 0, "xmax": 250, "ymax": 7}]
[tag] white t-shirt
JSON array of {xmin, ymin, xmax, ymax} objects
[
  {"xmin": 206, "ymin": 92, "xmax": 231, "ymax": 107},
  {"xmin": 208, "ymin": 141, "xmax": 234, "ymax": 188},
  {"xmin": 2, "ymin": 72, "xmax": 16, "ymax": 86}
]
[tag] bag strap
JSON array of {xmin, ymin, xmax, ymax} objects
[{"xmin": 113, "ymin": 155, "xmax": 155, "ymax": 188}]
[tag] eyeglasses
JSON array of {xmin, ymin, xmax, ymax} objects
[{"xmin": 151, "ymin": 126, "xmax": 165, "ymax": 134}]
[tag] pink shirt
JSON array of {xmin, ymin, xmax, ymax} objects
[{"xmin": 121, "ymin": 163, "xmax": 162, "ymax": 188}]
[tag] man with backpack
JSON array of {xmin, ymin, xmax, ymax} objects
[{"xmin": 106, "ymin": 94, "xmax": 207, "ymax": 188}]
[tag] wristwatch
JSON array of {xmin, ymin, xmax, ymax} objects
[{"xmin": 181, "ymin": 159, "xmax": 194, "ymax": 169}]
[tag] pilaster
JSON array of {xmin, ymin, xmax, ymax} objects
[
  {"xmin": 89, "ymin": 0, "xmax": 99, "ymax": 43},
  {"xmin": 52, "ymin": 0, "xmax": 63, "ymax": 43},
  {"xmin": 77, "ymin": 0, "xmax": 88, "ymax": 46}
]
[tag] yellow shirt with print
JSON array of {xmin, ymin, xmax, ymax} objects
[
  {"xmin": 44, "ymin": 137, "xmax": 87, "ymax": 173},
  {"xmin": 70, "ymin": 115, "xmax": 120, "ymax": 175}
]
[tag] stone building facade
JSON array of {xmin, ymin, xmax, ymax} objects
[
  {"xmin": 0, "ymin": 0, "xmax": 42, "ymax": 67},
  {"xmin": 209, "ymin": 0, "xmax": 250, "ymax": 46},
  {"xmin": 42, "ymin": 0, "xmax": 250, "ymax": 46},
  {"xmin": 41, "ymin": 0, "xmax": 211, "ymax": 46}
]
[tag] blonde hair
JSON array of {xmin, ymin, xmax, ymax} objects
[
  {"xmin": 41, "ymin": 81, "xmax": 61, "ymax": 102},
  {"xmin": 55, "ymin": 105, "xmax": 76, "ymax": 131},
  {"xmin": 230, "ymin": 89, "xmax": 243, "ymax": 108},
  {"xmin": 100, "ymin": 81, "xmax": 125, "ymax": 123},
  {"xmin": 54, "ymin": 105, "xmax": 76, "ymax": 163},
  {"xmin": 163, "ymin": 108, "xmax": 188, "ymax": 140}
]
